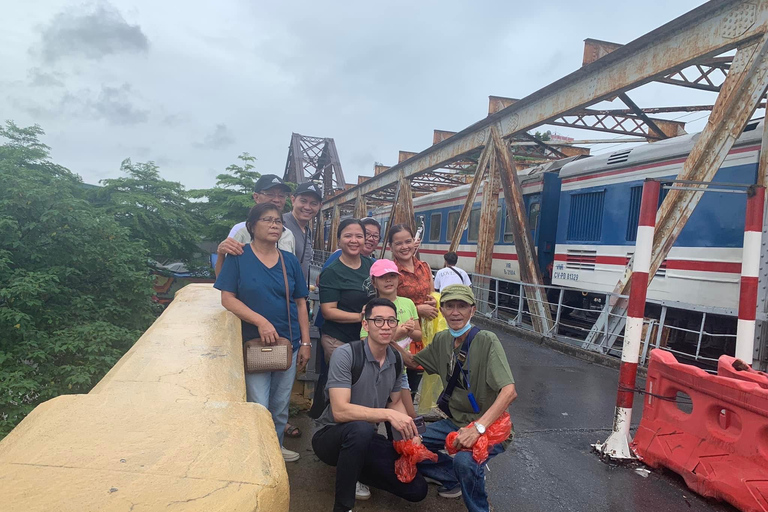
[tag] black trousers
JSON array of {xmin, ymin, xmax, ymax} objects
[{"xmin": 312, "ymin": 421, "xmax": 428, "ymax": 512}]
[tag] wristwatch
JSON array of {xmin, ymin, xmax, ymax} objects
[{"xmin": 474, "ymin": 422, "xmax": 486, "ymax": 435}]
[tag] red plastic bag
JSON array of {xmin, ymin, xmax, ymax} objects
[
  {"xmin": 445, "ymin": 412, "xmax": 512, "ymax": 464},
  {"xmin": 393, "ymin": 437, "xmax": 438, "ymax": 483}
]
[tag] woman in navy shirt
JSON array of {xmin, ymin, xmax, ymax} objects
[{"xmin": 215, "ymin": 202, "xmax": 310, "ymax": 462}]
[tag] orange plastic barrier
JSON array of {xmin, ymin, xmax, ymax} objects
[
  {"xmin": 717, "ymin": 354, "xmax": 768, "ymax": 389},
  {"xmin": 631, "ymin": 349, "xmax": 768, "ymax": 512}
]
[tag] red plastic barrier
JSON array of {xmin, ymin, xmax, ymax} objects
[
  {"xmin": 445, "ymin": 412, "xmax": 512, "ymax": 465},
  {"xmin": 717, "ymin": 354, "xmax": 768, "ymax": 389},
  {"xmin": 631, "ymin": 349, "xmax": 768, "ymax": 512}
]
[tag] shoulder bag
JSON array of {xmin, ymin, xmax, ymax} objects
[{"xmin": 243, "ymin": 250, "xmax": 294, "ymax": 373}]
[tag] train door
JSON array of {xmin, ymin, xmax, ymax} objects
[{"xmin": 536, "ymin": 173, "xmax": 562, "ymax": 282}]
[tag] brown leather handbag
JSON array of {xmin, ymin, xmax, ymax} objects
[{"xmin": 243, "ymin": 251, "xmax": 294, "ymax": 373}]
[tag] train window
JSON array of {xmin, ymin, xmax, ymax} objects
[
  {"xmin": 447, "ymin": 210, "xmax": 461, "ymax": 242},
  {"xmin": 467, "ymin": 208, "xmax": 481, "ymax": 242},
  {"xmin": 566, "ymin": 190, "xmax": 605, "ymax": 242},
  {"xmin": 528, "ymin": 202, "xmax": 540, "ymax": 231},
  {"xmin": 626, "ymin": 186, "xmax": 643, "ymax": 241},
  {"xmin": 429, "ymin": 213, "xmax": 442, "ymax": 241},
  {"xmin": 503, "ymin": 209, "xmax": 516, "ymax": 244}
]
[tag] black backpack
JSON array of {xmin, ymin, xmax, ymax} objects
[{"xmin": 309, "ymin": 339, "xmax": 403, "ymax": 419}]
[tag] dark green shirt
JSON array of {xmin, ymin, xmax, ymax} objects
[
  {"xmin": 415, "ymin": 329, "xmax": 515, "ymax": 428},
  {"xmin": 319, "ymin": 257, "xmax": 374, "ymax": 343}
]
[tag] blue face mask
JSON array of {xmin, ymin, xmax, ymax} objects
[{"xmin": 448, "ymin": 323, "xmax": 473, "ymax": 338}]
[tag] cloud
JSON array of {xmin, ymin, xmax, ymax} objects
[
  {"xmin": 15, "ymin": 83, "xmax": 148, "ymax": 126},
  {"xmin": 27, "ymin": 67, "xmax": 65, "ymax": 87},
  {"xmin": 37, "ymin": 2, "xmax": 149, "ymax": 63},
  {"xmin": 90, "ymin": 83, "xmax": 148, "ymax": 125},
  {"xmin": 194, "ymin": 124, "xmax": 235, "ymax": 150}
]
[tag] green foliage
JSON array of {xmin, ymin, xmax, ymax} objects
[
  {"xmin": 0, "ymin": 121, "xmax": 156, "ymax": 438},
  {"xmin": 90, "ymin": 159, "xmax": 202, "ymax": 264},
  {"xmin": 188, "ymin": 152, "xmax": 261, "ymax": 243}
]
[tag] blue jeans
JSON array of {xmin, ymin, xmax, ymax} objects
[
  {"xmin": 417, "ymin": 419, "xmax": 505, "ymax": 512},
  {"xmin": 245, "ymin": 351, "xmax": 298, "ymax": 446}
]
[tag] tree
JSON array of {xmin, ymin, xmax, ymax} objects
[
  {"xmin": 0, "ymin": 121, "xmax": 156, "ymax": 438},
  {"xmin": 91, "ymin": 159, "xmax": 202, "ymax": 264},
  {"xmin": 188, "ymin": 153, "xmax": 261, "ymax": 243}
]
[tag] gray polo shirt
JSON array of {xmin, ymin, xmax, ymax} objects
[
  {"xmin": 314, "ymin": 340, "xmax": 402, "ymax": 431},
  {"xmin": 282, "ymin": 212, "xmax": 313, "ymax": 282}
]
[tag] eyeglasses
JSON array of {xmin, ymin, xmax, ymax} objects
[
  {"xmin": 365, "ymin": 232, "xmax": 380, "ymax": 241},
  {"xmin": 365, "ymin": 317, "xmax": 398, "ymax": 328},
  {"xmin": 261, "ymin": 191, "xmax": 288, "ymax": 200},
  {"xmin": 259, "ymin": 217, "xmax": 284, "ymax": 226}
]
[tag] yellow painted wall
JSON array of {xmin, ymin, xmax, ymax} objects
[{"xmin": 0, "ymin": 284, "xmax": 289, "ymax": 511}]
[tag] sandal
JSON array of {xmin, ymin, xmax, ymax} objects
[{"xmin": 284, "ymin": 423, "xmax": 302, "ymax": 438}]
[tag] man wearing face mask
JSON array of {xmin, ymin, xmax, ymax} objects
[{"xmin": 396, "ymin": 284, "xmax": 517, "ymax": 512}]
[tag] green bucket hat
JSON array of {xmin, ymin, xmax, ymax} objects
[{"xmin": 440, "ymin": 284, "xmax": 476, "ymax": 306}]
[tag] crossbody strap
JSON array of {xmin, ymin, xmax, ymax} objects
[
  {"xmin": 278, "ymin": 250, "xmax": 293, "ymax": 342},
  {"xmin": 448, "ymin": 266, "xmax": 464, "ymax": 281},
  {"xmin": 443, "ymin": 327, "xmax": 480, "ymax": 397}
]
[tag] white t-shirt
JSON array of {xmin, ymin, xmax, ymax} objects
[
  {"xmin": 433, "ymin": 265, "xmax": 471, "ymax": 292},
  {"xmin": 228, "ymin": 221, "xmax": 295, "ymax": 253}
]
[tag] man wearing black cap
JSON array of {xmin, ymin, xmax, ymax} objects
[
  {"xmin": 214, "ymin": 174, "xmax": 296, "ymax": 277},
  {"xmin": 283, "ymin": 182, "xmax": 322, "ymax": 282}
]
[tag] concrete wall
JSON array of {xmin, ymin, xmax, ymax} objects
[{"xmin": 0, "ymin": 284, "xmax": 289, "ymax": 512}]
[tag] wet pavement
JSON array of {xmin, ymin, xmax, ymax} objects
[{"xmin": 285, "ymin": 320, "xmax": 736, "ymax": 512}]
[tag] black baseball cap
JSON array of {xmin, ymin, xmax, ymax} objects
[
  {"xmin": 294, "ymin": 182, "xmax": 323, "ymax": 201},
  {"xmin": 254, "ymin": 174, "xmax": 291, "ymax": 194}
]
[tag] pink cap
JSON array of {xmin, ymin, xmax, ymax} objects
[{"xmin": 370, "ymin": 259, "xmax": 401, "ymax": 278}]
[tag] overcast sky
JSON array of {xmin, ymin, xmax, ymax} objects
[{"xmin": 1, "ymin": 0, "xmax": 715, "ymax": 190}]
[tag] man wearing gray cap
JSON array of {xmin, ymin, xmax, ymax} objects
[
  {"xmin": 214, "ymin": 174, "xmax": 296, "ymax": 277},
  {"xmin": 396, "ymin": 284, "xmax": 517, "ymax": 512},
  {"xmin": 283, "ymin": 181, "xmax": 322, "ymax": 282}
]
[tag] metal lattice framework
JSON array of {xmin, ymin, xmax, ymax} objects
[
  {"xmin": 283, "ymin": 133, "xmax": 346, "ymax": 199},
  {"xmin": 317, "ymin": 0, "xmax": 768, "ymax": 343}
]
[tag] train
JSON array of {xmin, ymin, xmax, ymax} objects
[{"xmin": 361, "ymin": 119, "xmax": 765, "ymax": 356}]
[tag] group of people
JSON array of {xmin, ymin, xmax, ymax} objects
[{"xmin": 213, "ymin": 175, "xmax": 516, "ymax": 512}]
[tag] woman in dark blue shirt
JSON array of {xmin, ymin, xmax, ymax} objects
[{"xmin": 214, "ymin": 202, "xmax": 310, "ymax": 462}]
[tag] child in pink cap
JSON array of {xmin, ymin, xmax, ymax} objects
[{"xmin": 361, "ymin": 259, "xmax": 421, "ymax": 418}]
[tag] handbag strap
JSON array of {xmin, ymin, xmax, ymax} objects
[{"xmin": 278, "ymin": 250, "xmax": 293, "ymax": 342}]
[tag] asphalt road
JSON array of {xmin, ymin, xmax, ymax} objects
[{"xmin": 285, "ymin": 320, "xmax": 736, "ymax": 512}]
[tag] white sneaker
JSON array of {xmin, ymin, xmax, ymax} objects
[
  {"xmin": 281, "ymin": 446, "xmax": 300, "ymax": 462},
  {"xmin": 355, "ymin": 481, "xmax": 371, "ymax": 500}
]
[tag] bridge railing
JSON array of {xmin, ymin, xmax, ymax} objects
[
  {"xmin": 467, "ymin": 272, "xmax": 734, "ymax": 371},
  {"xmin": 0, "ymin": 284, "xmax": 289, "ymax": 512}
]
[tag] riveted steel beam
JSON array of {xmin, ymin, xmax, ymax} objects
[
  {"xmin": 476, "ymin": 150, "xmax": 500, "ymax": 277},
  {"xmin": 448, "ymin": 136, "xmax": 494, "ymax": 253},
  {"xmin": 585, "ymin": 30, "xmax": 768, "ymax": 351},
  {"xmin": 493, "ymin": 125, "xmax": 554, "ymax": 333},
  {"xmin": 322, "ymin": 0, "xmax": 768, "ymax": 212}
]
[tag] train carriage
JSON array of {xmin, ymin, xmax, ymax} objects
[{"xmin": 357, "ymin": 121, "xmax": 765, "ymax": 354}]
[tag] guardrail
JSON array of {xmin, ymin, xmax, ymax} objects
[
  {"xmin": 309, "ymin": 249, "xmax": 735, "ymax": 370},
  {"xmin": 0, "ymin": 284, "xmax": 290, "ymax": 512},
  {"xmin": 466, "ymin": 272, "xmax": 735, "ymax": 371}
]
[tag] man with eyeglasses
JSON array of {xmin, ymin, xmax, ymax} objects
[
  {"xmin": 396, "ymin": 284, "xmax": 517, "ymax": 511},
  {"xmin": 312, "ymin": 297, "xmax": 427, "ymax": 512},
  {"xmin": 214, "ymin": 174, "xmax": 296, "ymax": 277}
]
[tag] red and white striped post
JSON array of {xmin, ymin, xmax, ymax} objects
[
  {"xmin": 735, "ymin": 186, "xmax": 765, "ymax": 365},
  {"xmin": 597, "ymin": 179, "xmax": 659, "ymax": 460}
]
